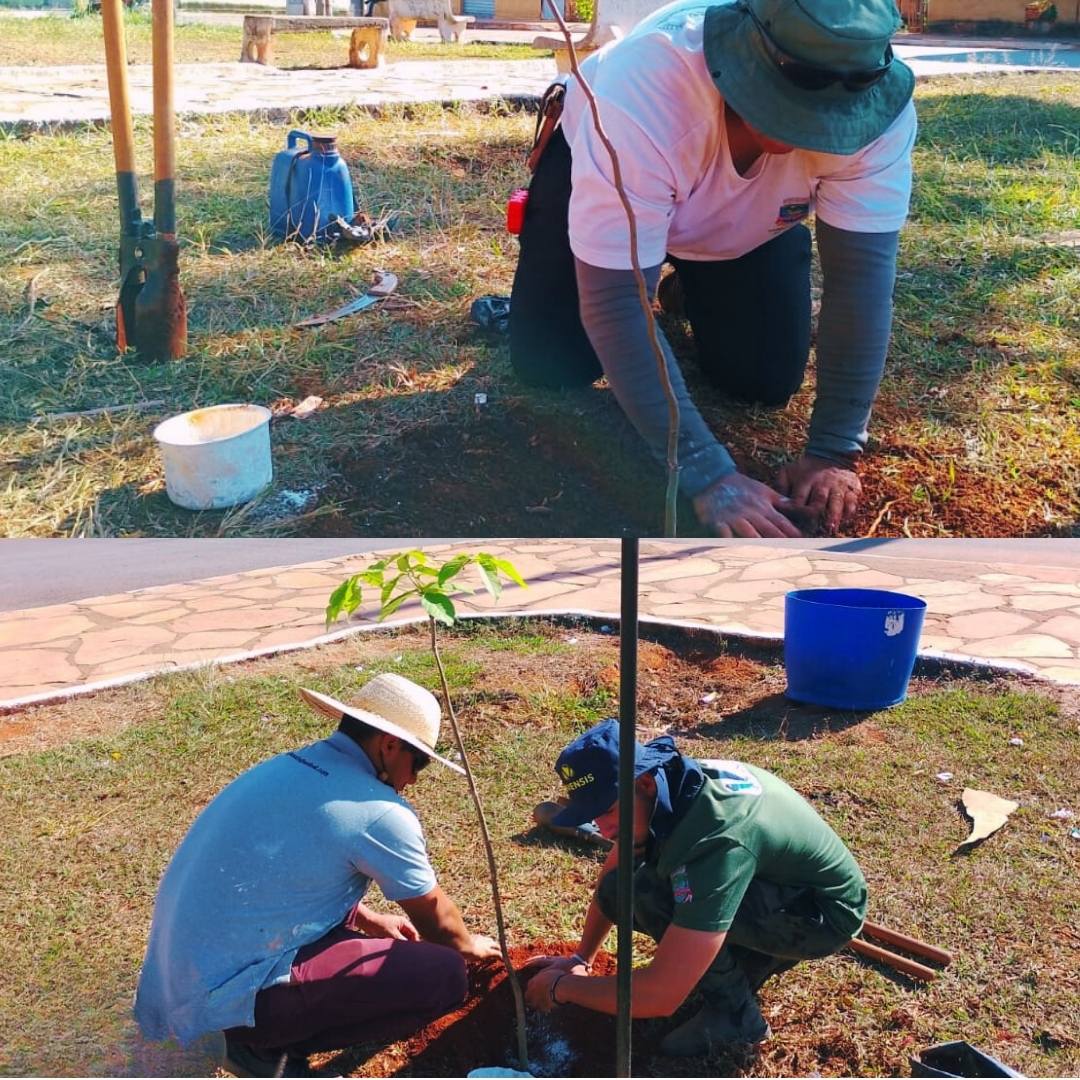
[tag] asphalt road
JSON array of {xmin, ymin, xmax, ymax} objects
[
  {"xmin": 1, "ymin": 538, "xmax": 1077, "ymax": 613},
  {"xmin": 0, "ymin": 539, "xmax": 442, "ymax": 612}
]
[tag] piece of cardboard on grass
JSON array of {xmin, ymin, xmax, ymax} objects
[{"xmin": 958, "ymin": 788, "xmax": 1019, "ymax": 850}]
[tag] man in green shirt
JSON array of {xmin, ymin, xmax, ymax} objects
[{"xmin": 525, "ymin": 719, "xmax": 867, "ymax": 1056}]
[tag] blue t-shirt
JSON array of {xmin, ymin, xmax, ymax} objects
[{"xmin": 133, "ymin": 731, "xmax": 438, "ymax": 1046}]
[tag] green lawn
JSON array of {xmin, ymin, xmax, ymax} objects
[
  {"xmin": 0, "ymin": 11, "xmax": 548, "ymax": 65},
  {"xmin": 1, "ymin": 620, "xmax": 1077, "ymax": 1076},
  {"xmin": 0, "ymin": 75, "xmax": 1077, "ymax": 537}
]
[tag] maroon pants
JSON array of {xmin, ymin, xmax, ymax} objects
[{"xmin": 224, "ymin": 925, "xmax": 467, "ymax": 1056}]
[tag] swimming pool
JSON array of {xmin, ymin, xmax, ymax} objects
[{"xmin": 914, "ymin": 47, "xmax": 1080, "ymax": 69}]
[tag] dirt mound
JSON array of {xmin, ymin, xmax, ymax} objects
[{"xmin": 346, "ymin": 942, "xmax": 633, "ymax": 1077}]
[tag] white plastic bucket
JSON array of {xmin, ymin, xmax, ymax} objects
[{"xmin": 153, "ymin": 403, "xmax": 273, "ymax": 511}]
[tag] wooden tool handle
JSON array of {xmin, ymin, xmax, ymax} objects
[
  {"xmin": 862, "ymin": 921, "xmax": 953, "ymax": 967},
  {"xmin": 848, "ymin": 937, "xmax": 939, "ymax": 982},
  {"xmin": 101, "ymin": 0, "xmax": 136, "ymax": 176},
  {"xmin": 151, "ymin": 0, "xmax": 177, "ymax": 232}
]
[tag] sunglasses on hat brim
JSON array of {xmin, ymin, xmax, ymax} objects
[{"xmin": 747, "ymin": 7, "xmax": 892, "ymax": 92}]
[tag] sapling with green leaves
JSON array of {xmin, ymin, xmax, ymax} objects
[{"xmin": 325, "ymin": 550, "xmax": 531, "ymax": 1073}]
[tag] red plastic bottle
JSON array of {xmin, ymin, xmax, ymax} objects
[{"xmin": 506, "ymin": 188, "xmax": 529, "ymax": 235}]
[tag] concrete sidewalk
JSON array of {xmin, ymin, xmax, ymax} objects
[
  {"xmin": 3, "ymin": 40, "xmax": 1077, "ymax": 127},
  {"xmin": 2, "ymin": 540, "xmax": 1078, "ymax": 711}
]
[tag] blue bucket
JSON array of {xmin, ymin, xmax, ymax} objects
[{"xmin": 784, "ymin": 589, "xmax": 927, "ymax": 710}]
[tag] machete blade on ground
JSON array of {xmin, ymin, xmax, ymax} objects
[{"xmin": 295, "ymin": 270, "xmax": 399, "ymax": 329}]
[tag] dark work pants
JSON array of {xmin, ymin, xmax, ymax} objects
[
  {"xmin": 596, "ymin": 865, "xmax": 852, "ymax": 1013},
  {"xmin": 509, "ymin": 126, "xmax": 812, "ymax": 402},
  {"xmin": 223, "ymin": 924, "xmax": 467, "ymax": 1057}
]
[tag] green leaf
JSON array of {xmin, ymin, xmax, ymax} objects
[
  {"xmin": 420, "ymin": 589, "xmax": 456, "ymax": 627},
  {"xmin": 379, "ymin": 589, "xmax": 417, "ymax": 621},
  {"xmin": 492, "ymin": 557, "xmax": 527, "ymax": 588},
  {"xmin": 395, "ymin": 552, "xmax": 412, "ymax": 572},
  {"xmin": 380, "ymin": 573, "xmax": 403, "ymax": 605},
  {"xmin": 438, "ymin": 554, "xmax": 471, "ymax": 587},
  {"xmin": 360, "ymin": 568, "xmax": 385, "ymax": 588},
  {"xmin": 407, "ymin": 549, "xmax": 429, "ymax": 567},
  {"xmin": 325, "ymin": 576, "xmax": 361, "ymax": 628},
  {"xmin": 478, "ymin": 562, "xmax": 502, "ymax": 600}
]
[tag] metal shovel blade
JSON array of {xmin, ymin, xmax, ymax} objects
[{"xmin": 132, "ymin": 235, "xmax": 187, "ymax": 362}]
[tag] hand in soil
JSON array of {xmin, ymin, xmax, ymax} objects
[
  {"xmin": 523, "ymin": 964, "xmax": 570, "ymax": 1013},
  {"xmin": 520, "ymin": 953, "xmax": 586, "ymax": 976},
  {"xmin": 692, "ymin": 471, "xmax": 804, "ymax": 538},
  {"xmin": 777, "ymin": 454, "xmax": 861, "ymax": 535},
  {"xmin": 462, "ymin": 933, "xmax": 502, "ymax": 961}
]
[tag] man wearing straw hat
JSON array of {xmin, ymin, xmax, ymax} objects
[
  {"xmin": 510, "ymin": 0, "xmax": 916, "ymax": 539},
  {"xmin": 525, "ymin": 719, "xmax": 867, "ymax": 1056},
  {"xmin": 134, "ymin": 673, "xmax": 500, "ymax": 1079}
]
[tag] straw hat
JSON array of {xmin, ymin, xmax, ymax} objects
[{"xmin": 300, "ymin": 673, "xmax": 464, "ymax": 775}]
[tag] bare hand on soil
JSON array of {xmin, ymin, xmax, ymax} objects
[
  {"xmin": 777, "ymin": 454, "xmax": 862, "ymax": 535},
  {"xmin": 692, "ymin": 471, "xmax": 805, "ymax": 538}
]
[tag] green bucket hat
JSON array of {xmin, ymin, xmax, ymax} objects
[{"xmin": 703, "ymin": 0, "xmax": 915, "ymax": 155}]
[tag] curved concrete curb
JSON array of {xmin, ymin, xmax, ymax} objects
[{"xmin": 0, "ymin": 607, "xmax": 1055, "ymax": 716}]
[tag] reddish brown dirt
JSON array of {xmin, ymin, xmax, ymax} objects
[
  {"xmin": 848, "ymin": 441, "xmax": 1077, "ymax": 538},
  {"xmin": 337, "ymin": 943, "xmax": 637, "ymax": 1077}
]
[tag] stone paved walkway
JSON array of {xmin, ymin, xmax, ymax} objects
[
  {"xmin": 2, "ymin": 540, "xmax": 1078, "ymax": 711},
  {"xmin": 3, "ymin": 42, "xmax": 1077, "ymax": 127}
]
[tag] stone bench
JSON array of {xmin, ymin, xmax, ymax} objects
[
  {"xmin": 240, "ymin": 15, "xmax": 390, "ymax": 67},
  {"xmin": 385, "ymin": 0, "xmax": 475, "ymax": 43}
]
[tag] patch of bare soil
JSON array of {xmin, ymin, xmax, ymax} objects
[
  {"xmin": 849, "ymin": 441, "xmax": 1076, "ymax": 538},
  {"xmin": 333, "ymin": 942, "xmax": 632, "ymax": 1077},
  {"xmin": 326, "ymin": 942, "xmax": 780, "ymax": 1078},
  {"xmin": 312, "ymin": 402, "xmax": 689, "ymax": 538}
]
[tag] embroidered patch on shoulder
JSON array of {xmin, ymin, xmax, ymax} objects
[
  {"xmin": 671, "ymin": 865, "xmax": 694, "ymax": 904},
  {"xmin": 699, "ymin": 759, "xmax": 763, "ymax": 796},
  {"xmin": 775, "ymin": 198, "xmax": 810, "ymax": 228}
]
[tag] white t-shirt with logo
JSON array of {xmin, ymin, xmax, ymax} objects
[{"xmin": 561, "ymin": 0, "xmax": 917, "ymax": 271}]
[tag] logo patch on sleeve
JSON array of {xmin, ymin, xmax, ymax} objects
[
  {"xmin": 700, "ymin": 759, "xmax": 763, "ymax": 796},
  {"xmin": 671, "ymin": 865, "xmax": 694, "ymax": 904}
]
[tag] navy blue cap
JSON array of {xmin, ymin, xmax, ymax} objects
[{"xmin": 551, "ymin": 719, "xmax": 675, "ymax": 827}]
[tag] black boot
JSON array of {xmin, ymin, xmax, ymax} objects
[{"xmin": 222, "ymin": 1037, "xmax": 314, "ymax": 1079}]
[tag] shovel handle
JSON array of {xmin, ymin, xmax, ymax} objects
[
  {"xmin": 862, "ymin": 921, "xmax": 953, "ymax": 967},
  {"xmin": 101, "ymin": 0, "xmax": 142, "ymax": 237},
  {"xmin": 101, "ymin": 0, "xmax": 135, "ymax": 175},
  {"xmin": 848, "ymin": 937, "xmax": 939, "ymax": 983},
  {"xmin": 151, "ymin": 0, "xmax": 177, "ymax": 235}
]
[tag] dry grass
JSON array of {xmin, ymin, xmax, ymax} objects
[
  {"xmin": 1, "ymin": 619, "xmax": 1078, "ymax": 1077},
  {"xmin": 1, "ymin": 76, "xmax": 1078, "ymax": 537}
]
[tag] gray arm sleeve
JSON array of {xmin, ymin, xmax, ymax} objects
[
  {"xmin": 809, "ymin": 220, "xmax": 900, "ymax": 463},
  {"xmin": 574, "ymin": 258, "xmax": 737, "ymax": 497}
]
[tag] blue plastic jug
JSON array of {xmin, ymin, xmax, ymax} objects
[{"xmin": 268, "ymin": 130, "xmax": 356, "ymax": 243}]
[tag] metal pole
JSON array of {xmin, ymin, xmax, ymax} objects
[{"xmin": 616, "ymin": 535, "xmax": 639, "ymax": 1078}]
